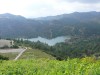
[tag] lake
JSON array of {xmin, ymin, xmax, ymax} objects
[{"xmin": 26, "ymin": 36, "xmax": 70, "ymax": 46}]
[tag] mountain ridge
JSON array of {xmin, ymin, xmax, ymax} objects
[{"xmin": 0, "ymin": 11, "xmax": 100, "ymax": 38}]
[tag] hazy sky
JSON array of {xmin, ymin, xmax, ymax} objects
[{"xmin": 0, "ymin": 0, "xmax": 100, "ymax": 18}]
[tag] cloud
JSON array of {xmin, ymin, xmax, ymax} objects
[
  {"xmin": 0, "ymin": 0, "xmax": 100, "ymax": 18},
  {"xmin": 60, "ymin": 0, "xmax": 100, "ymax": 3}
]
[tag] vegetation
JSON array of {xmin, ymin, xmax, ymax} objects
[
  {"xmin": 0, "ymin": 12, "xmax": 100, "ymax": 75},
  {"xmin": 0, "ymin": 12, "xmax": 100, "ymax": 38},
  {"xmin": 19, "ymin": 48, "xmax": 55, "ymax": 60},
  {"xmin": 0, "ymin": 57, "xmax": 100, "ymax": 75},
  {"xmin": 0, "ymin": 55, "xmax": 9, "ymax": 60},
  {"xmin": 10, "ymin": 45, "xmax": 19, "ymax": 49},
  {"xmin": 0, "ymin": 45, "xmax": 9, "ymax": 49},
  {"xmin": 0, "ymin": 53, "xmax": 18, "ymax": 60},
  {"xmin": 14, "ymin": 37, "xmax": 100, "ymax": 60}
]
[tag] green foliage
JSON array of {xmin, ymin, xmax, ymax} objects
[
  {"xmin": 0, "ymin": 57, "xmax": 100, "ymax": 75},
  {"xmin": 1, "ymin": 12, "xmax": 100, "ymax": 38},
  {"xmin": 0, "ymin": 53, "xmax": 18, "ymax": 60},
  {"xmin": 19, "ymin": 49, "xmax": 55, "ymax": 60},
  {"xmin": 0, "ymin": 45, "xmax": 9, "ymax": 49},
  {"xmin": 10, "ymin": 45, "xmax": 19, "ymax": 49},
  {"xmin": 14, "ymin": 37, "xmax": 100, "ymax": 60},
  {"xmin": 0, "ymin": 55, "xmax": 9, "ymax": 60}
]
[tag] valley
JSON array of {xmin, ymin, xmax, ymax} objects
[
  {"xmin": 0, "ymin": 11, "xmax": 100, "ymax": 75},
  {"xmin": 0, "ymin": 0, "xmax": 100, "ymax": 74}
]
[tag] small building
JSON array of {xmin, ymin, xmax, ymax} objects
[{"xmin": 0, "ymin": 39, "xmax": 14, "ymax": 48}]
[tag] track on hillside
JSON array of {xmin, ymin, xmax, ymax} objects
[{"xmin": 0, "ymin": 48, "xmax": 26, "ymax": 60}]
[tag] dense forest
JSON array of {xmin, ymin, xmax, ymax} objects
[{"xmin": 14, "ymin": 36, "xmax": 100, "ymax": 60}]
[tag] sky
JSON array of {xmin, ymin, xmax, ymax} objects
[{"xmin": 0, "ymin": 0, "xmax": 100, "ymax": 18}]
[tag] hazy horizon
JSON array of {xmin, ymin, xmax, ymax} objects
[
  {"xmin": 0, "ymin": 0, "xmax": 100, "ymax": 18},
  {"xmin": 0, "ymin": 11, "xmax": 100, "ymax": 19}
]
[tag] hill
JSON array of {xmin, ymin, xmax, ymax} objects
[
  {"xmin": 0, "ymin": 11, "xmax": 100, "ymax": 38},
  {"xmin": 19, "ymin": 48, "xmax": 55, "ymax": 60}
]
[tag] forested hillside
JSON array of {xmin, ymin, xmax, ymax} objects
[
  {"xmin": 0, "ymin": 11, "xmax": 100, "ymax": 38},
  {"xmin": 14, "ymin": 36, "xmax": 100, "ymax": 60}
]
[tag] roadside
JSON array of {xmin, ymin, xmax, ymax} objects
[
  {"xmin": 0, "ymin": 48, "xmax": 26, "ymax": 60},
  {"xmin": 19, "ymin": 48, "xmax": 55, "ymax": 60},
  {"xmin": 14, "ymin": 49, "xmax": 26, "ymax": 60}
]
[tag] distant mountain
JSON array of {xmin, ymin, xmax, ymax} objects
[
  {"xmin": 0, "ymin": 13, "xmax": 41, "ymax": 38},
  {"xmin": 0, "ymin": 11, "xmax": 100, "ymax": 38},
  {"xmin": 35, "ymin": 11, "xmax": 100, "ymax": 21},
  {"xmin": 0, "ymin": 13, "xmax": 26, "ymax": 20}
]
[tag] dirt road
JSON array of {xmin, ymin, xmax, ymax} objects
[
  {"xmin": 14, "ymin": 49, "xmax": 26, "ymax": 60},
  {"xmin": 0, "ymin": 48, "xmax": 26, "ymax": 60}
]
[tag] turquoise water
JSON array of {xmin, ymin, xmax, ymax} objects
[{"xmin": 27, "ymin": 36, "xmax": 70, "ymax": 46}]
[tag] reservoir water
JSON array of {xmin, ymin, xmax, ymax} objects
[{"xmin": 27, "ymin": 36, "xmax": 70, "ymax": 46}]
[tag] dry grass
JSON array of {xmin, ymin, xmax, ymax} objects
[
  {"xmin": 0, "ymin": 52, "xmax": 19, "ymax": 60},
  {"xmin": 19, "ymin": 48, "xmax": 55, "ymax": 60}
]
